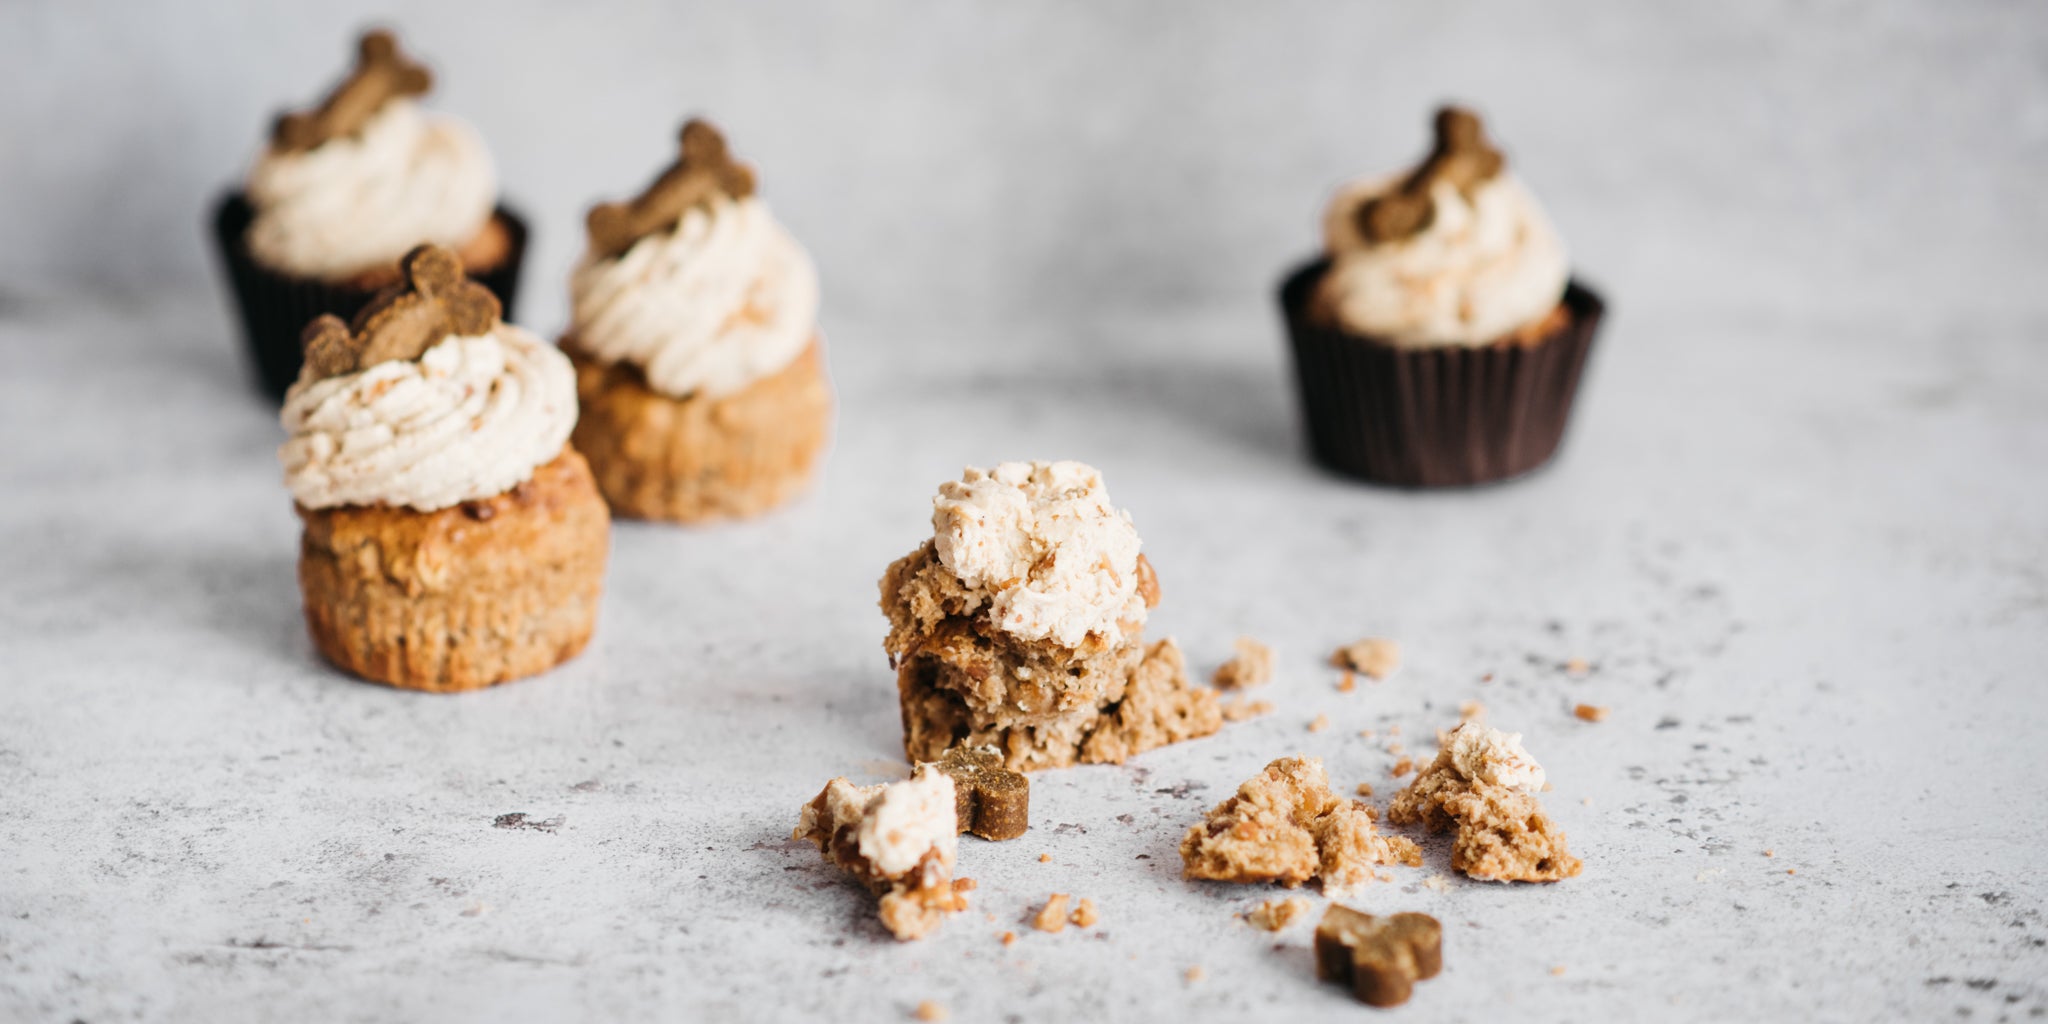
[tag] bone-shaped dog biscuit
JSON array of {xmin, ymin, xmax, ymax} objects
[
  {"xmin": 273, "ymin": 29, "xmax": 432, "ymax": 152},
  {"xmin": 1314, "ymin": 906, "xmax": 1443, "ymax": 1007},
  {"xmin": 1353, "ymin": 106, "xmax": 1507, "ymax": 245},
  {"xmin": 585, "ymin": 118, "xmax": 758, "ymax": 260},
  {"xmin": 925, "ymin": 746, "xmax": 1030, "ymax": 841},
  {"xmin": 300, "ymin": 244, "xmax": 501, "ymax": 380}
]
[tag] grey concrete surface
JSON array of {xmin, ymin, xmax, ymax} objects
[{"xmin": 3, "ymin": 2, "xmax": 2047, "ymax": 1022}]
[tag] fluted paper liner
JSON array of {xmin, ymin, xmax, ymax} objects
[{"xmin": 1279, "ymin": 258, "xmax": 1605, "ymax": 487}]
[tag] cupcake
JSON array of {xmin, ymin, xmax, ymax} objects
[
  {"xmin": 212, "ymin": 29, "xmax": 527, "ymax": 401},
  {"xmin": 561, "ymin": 118, "xmax": 831, "ymax": 523},
  {"xmin": 880, "ymin": 461, "xmax": 1222, "ymax": 772},
  {"xmin": 280, "ymin": 244, "xmax": 606, "ymax": 692},
  {"xmin": 1279, "ymin": 106, "xmax": 1605, "ymax": 487}
]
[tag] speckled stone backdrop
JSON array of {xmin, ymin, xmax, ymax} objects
[{"xmin": 3, "ymin": 2, "xmax": 2046, "ymax": 1022}]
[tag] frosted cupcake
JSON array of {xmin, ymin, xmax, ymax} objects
[
  {"xmin": 1279, "ymin": 106, "xmax": 1605, "ymax": 486},
  {"xmin": 562, "ymin": 118, "xmax": 830, "ymax": 523},
  {"xmin": 212, "ymin": 29, "xmax": 527, "ymax": 401},
  {"xmin": 281, "ymin": 245, "xmax": 606, "ymax": 692}
]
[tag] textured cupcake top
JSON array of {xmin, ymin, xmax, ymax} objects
[
  {"xmin": 1319, "ymin": 107, "xmax": 1568, "ymax": 347},
  {"xmin": 567, "ymin": 120, "xmax": 818, "ymax": 401},
  {"xmin": 280, "ymin": 246, "xmax": 575, "ymax": 513},
  {"xmin": 245, "ymin": 30, "xmax": 496, "ymax": 280},
  {"xmin": 1439, "ymin": 722, "xmax": 1547, "ymax": 794},
  {"xmin": 930, "ymin": 461, "xmax": 1147, "ymax": 649}
]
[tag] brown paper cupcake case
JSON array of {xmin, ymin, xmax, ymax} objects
[
  {"xmin": 210, "ymin": 192, "xmax": 529, "ymax": 402},
  {"xmin": 1279, "ymin": 259, "xmax": 1605, "ymax": 488}
]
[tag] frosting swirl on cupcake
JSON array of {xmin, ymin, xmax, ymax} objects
[
  {"xmin": 280, "ymin": 325, "xmax": 576, "ymax": 512},
  {"xmin": 568, "ymin": 195, "xmax": 819, "ymax": 400},
  {"xmin": 245, "ymin": 99, "xmax": 497, "ymax": 280},
  {"xmin": 931, "ymin": 461, "xmax": 1146, "ymax": 648},
  {"xmin": 1319, "ymin": 110, "xmax": 1569, "ymax": 348}
]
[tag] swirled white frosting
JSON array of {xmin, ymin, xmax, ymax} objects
[
  {"xmin": 931, "ymin": 461, "xmax": 1146, "ymax": 649},
  {"xmin": 1319, "ymin": 171, "xmax": 1568, "ymax": 347},
  {"xmin": 279, "ymin": 325, "xmax": 577, "ymax": 512},
  {"xmin": 245, "ymin": 99, "xmax": 497, "ymax": 280},
  {"xmin": 568, "ymin": 195, "xmax": 819, "ymax": 400}
]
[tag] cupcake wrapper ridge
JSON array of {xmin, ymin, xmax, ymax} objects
[{"xmin": 1280, "ymin": 259, "xmax": 1605, "ymax": 488}]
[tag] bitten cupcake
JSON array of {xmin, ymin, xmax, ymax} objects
[
  {"xmin": 1279, "ymin": 106, "xmax": 1605, "ymax": 487},
  {"xmin": 561, "ymin": 118, "xmax": 831, "ymax": 523},
  {"xmin": 212, "ymin": 29, "xmax": 528, "ymax": 401},
  {"xmin": 280, "ymin": 244, "xmax": 607, "ymax": 692}
]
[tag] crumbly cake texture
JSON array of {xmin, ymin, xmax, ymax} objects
[
  {"xmin": 296, "ymin": 447, "xmax": 608, "ymax": 692},
  {"xmin": 884, "ymin": 540, "xmax": 1221, "ymax": 772},
  {"xmin": 1387, "ymin": 722, "xmax": 1582, "ymax": 883},
  {"xmin": 1180, "ymin": 757, "xmax": 1420, "ymax": 894},
  {"xmin": 1212, "ymin": 637, "xmax": 1274, "ymax": 690},
  {"xmin": 924, "ymin": 746, "xmax": 1030, "ymax": 841},
  {"xmin": 1314, "ymin": 905, "xmax": 1443, "ymax": 1008},
  {"xmin": 794, "ymin": 767, "xmax": 967, "ymax": 941},
  {"xmin": 563, "ymin": 337, "xmax": 830, "ymax": 523}
]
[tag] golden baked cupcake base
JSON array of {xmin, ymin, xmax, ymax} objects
[
  {"xmin": 563, "ymin": 337, "xmax": 832, "ymax": 523},
  {"xmin": 296, "ymin": 446, "xmax": 610, "ymax": 693}
]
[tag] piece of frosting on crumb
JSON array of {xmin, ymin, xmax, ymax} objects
[{"xmin": 1441, "ymin": 722, "xmax": 1546, "ymax": 794}]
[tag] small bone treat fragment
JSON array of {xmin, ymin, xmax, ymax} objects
[
  {"xmin": 925, "ymin": 745, "xmax": 1030, "ymax": 840},
  {"xmin": 1245, "ymin": 896, "xmax": 1313, "ymax": 932},
  {"xmin": 1331, "ymin": 638, "xmax": 1401, "ymax": 680},
  {"xmin": 1212, "ymin": 636, "xmax": 1274, "ymax": 690},
  {"xmin": 794, "ymin": 766, "xmax": 967, "ymax": 940},
  {"xmin": 1315, "ymin": 905, "xmax": 1443, "ymax": 1007},
  {"xmin": 1180, "ymin": 756, "xmax": 1419, "ymax": 894},
  {"xmin": 1030, "ymin": 893, "xmax": 1071, "ymax": 933},
  {"xmin": 1388, "ymin": 721, "xmax": 1582, "ymax": 882}
]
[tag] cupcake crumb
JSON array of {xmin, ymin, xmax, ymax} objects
[
  {"xmin": 1332, "ymin": 638, "xmax": 1401, "ymax": 679},
  {"xmin": 1573, "ymin": 703, "xmax": 1609, "ymax": 723},
  {"xmin": 1562, "ymin": 658, "xmax": 1590, "ymax": 676},
  {"xmin": 1459, "ymin": 700, "xmax": 1485, "ymax": 721},
  {"xmin": 1222, "ymin": 698, "xmax": 1273, "ymax": 722},
  {"xmin": 1212, "ymin": 637, "xmax": 1274, "ymax": 690},
  {"xmin": 1070, "ymin": 898, "xmax": 1099, "ymax": 929},
  {"xmin": 1308, "ymin": 714, "xmax": 1331, "ymax": 733},
  {"xmin": 1356, "ymin": 782, "xmax": 1375, "ymax": 798},
  {"xmin": 1245, "ymin": 897, "xmax": 1313, "ymax": 932},
  {"xmin": 1337, "ymin": 671, "xmax": 1357, "ymax": 693},
  {"xmin": 1185, "ymin": 966, "xmax": 1206, "ymax": 984},
  {"xmin": 1031, "ymin": 894, "xmax": 1071, "ymax": 933},
  {"xmin": 1389, "ymin": 757, "xmax": 1415, "ymax": 777},
  {"xmin": 914, "ymin": 1000, "xmax": 947, "ymax": 1022}
]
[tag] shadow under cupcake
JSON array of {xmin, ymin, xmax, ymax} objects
[
  {"xmin": 210, "ymin": 29, "xmax": 527, "ymax": 402},
  {"xmin": 1279, "ymin": 106, "xmax": 1605, "ymax": 488}
]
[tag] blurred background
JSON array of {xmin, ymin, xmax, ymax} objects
[{"xmin": 4, "ymin": 1, "xmax": 2044, "ymax": 346}]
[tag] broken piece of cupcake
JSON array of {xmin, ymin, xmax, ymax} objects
[
  {"xmin": 794, "ymin": 746, "xmax": 1030, "ymax": 940},
  {"xmin": 1388, "ymin": 720, "xmax": 1582, "ymax": 882},
  {"xmin": 881, "ymin": 461, "xmax": 1224, "ymax": 771}
]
